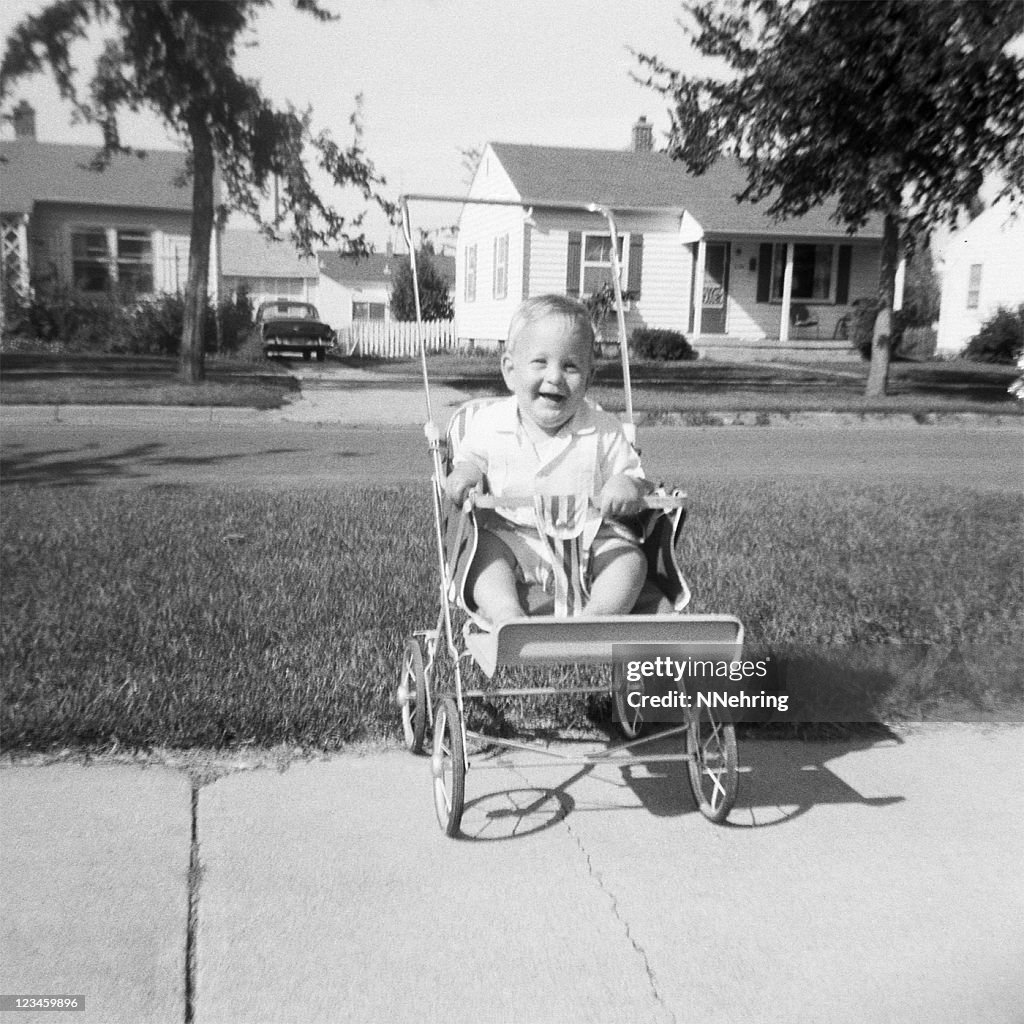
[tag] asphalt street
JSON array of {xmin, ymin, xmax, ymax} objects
[{"xmin": 1, "ymin": 420, "xmax": 1022, "ymax": 493}]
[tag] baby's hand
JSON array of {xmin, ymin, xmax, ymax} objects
[
  {"xmin": 599, "ymin": 475, "xmax": 647, "ymax": 518},
  {"xmin": 445, "ymin": 463, "xmax": 484, "ymax": 506}
]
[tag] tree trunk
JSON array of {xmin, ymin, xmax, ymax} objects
[
  {"xmin": 179, "ymin": 116, "xmax": 215, "ymax": 383},
  {"xmin": 864, "ymin": 212, "xmax": 900, "ymax": 398}
]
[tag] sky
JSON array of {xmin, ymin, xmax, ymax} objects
[{"xmin": 0, "ymin": 0, "xmax": 709, "ymax": 249}]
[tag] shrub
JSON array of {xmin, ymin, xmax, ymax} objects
[
  {"xmin": 849, "ymin": 297, "xmax": 881, "ymax": 360},
  {"xmin": 1, "ymin": 282, "xmax": 254, "ymax": 356},
  {"xmin": 629, "ymin": 326, "xmax": 696, "ymax": 360},
  {"xmin": 961, "ymin": 304, "xmax": 1024, "ymax": 364}
]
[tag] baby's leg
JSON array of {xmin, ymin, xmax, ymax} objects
[
  {"xmin": 585, "ymin": 542, "xmax": 647, "ymax": 616},
  {"xmin": 467, "ymin": 529, "xmax": 525, "ymax": 625}
]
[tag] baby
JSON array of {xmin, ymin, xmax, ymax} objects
[{"xmin": 445, "ymin": 294, "xmax": 650, "ymax": 624}]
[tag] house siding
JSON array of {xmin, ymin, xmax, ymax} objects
[
  {"xmin": 456, "ymin": 146, "xmax": 524, "ymax": 345},
  {"xmin": 936, "ymin": 204, "xmax": 1024, "ymax": 354}
]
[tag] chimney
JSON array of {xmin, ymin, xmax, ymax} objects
[
  {"xmin": 631, "ymin": 115, "xmax": 653, "ymax": 153},
  {"xmin": 12, "ymin": 100, "xmax": 36, "ymax": 141}
]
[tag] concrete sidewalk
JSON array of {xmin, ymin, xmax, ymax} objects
[{"xmin": 3, "ymin": 725, "xmax": 1023, "ymax": 1024}]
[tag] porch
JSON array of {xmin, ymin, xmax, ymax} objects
[{"xmin": 689, "ymin": 334, "xmax": 861, "ymax": 363}]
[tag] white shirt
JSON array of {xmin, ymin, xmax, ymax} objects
[{"xmin": 454, "ymin": 396, "xmax": 643, "ymax": 528}]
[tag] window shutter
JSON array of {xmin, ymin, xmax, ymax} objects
[
  {"xmin": 836, "ymin": 245, "xmax": 852, "ymax": 304},
  {"xmin": 627, "ymin": 234, "xmax": 644, "ymax": 296},
  {"xmin": 756, "ymin": 243, "xmax": 773, "ymax": 303},
  {"xmin": 566, "ymin": 231, "xmax": 582, "ymax": 296}
]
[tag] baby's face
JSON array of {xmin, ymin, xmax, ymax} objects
[{"xmin": 501, "ymin": 316, "xmax": 593, "ymax": 436}]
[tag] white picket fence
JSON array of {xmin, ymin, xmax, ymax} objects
[{"xmin": 339, "ymin": 319, "xmax": 458, "ymax": 358}]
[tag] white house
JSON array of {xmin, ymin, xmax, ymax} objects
[
  {"xmin": 456, "ymin": 123, "xmax": 885, "ymax": 360},
  {"xmin": 1, "ymin": 101, "xmax": 198, "ymax": 312},
  {"xmin": 220, "ymin": 229, "xmax": 319, "ymax": 310},
  {"xmin": 936, "ymin": 200, "xmax": 1024, "ymax": 355},
  {"xmin": 317, "ymin": 247, "xmax": 455, "ymax": 332}
]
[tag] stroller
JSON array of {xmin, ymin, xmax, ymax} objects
[{"xmin": 396, "ymin": 194, "xmax": 744, "ymax": 837}]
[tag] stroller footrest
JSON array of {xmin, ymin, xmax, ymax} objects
[{"xmin": 465, "ymin": 614, "xmax": 743, "ymax": 678}]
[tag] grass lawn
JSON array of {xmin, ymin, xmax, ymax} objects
[
  {"xmin": 342, "ymin": 353, "xmax": 1024, "ymax": 417},
  {"xmin": 0, "ymin": 352, "xmax": 298, "ymax": 409},
  {"xmin": 2, "ymin": 482, "xmax": 1021, "ymax": 752}
]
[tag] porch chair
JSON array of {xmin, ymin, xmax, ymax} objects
[{"xmin": 790, "ymin": 303, "xmax": 820, "ymax": 338}]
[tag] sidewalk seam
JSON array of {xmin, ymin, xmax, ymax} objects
[{"xmin": 185, "ymin": 786, "xmax": 201, "ymax": 1024}]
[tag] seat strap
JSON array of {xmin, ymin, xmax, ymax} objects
[{"xmin": 532, "ymin": 494, "xmax": 591, "ymax": 617}]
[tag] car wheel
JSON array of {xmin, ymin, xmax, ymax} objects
[
  {"xmin": 316, "ymin": 349, "xmax": 326, "ymax": 362},
  {"xmin": 302, "ymin": 350, "xmax": 312, "ymax": 361}
]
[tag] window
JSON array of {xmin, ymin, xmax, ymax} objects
[
  {"xmin": 770, "ymin": 243, "xmax": 835, "ymax": 301},
  {"xmin": 967, "ymin": 264, "xmax": 982, "ymax": 309},
  {"xmin": 352, "ymin": 301, "xmax": 386, "ymax": 322},
  {"xmin": 115, "ymin": 231, "xmax": 154, "ymax": 294},
  {"xmin": 72, "ymin": 230, "xmax": 111, "ymax": 292},
  {"xmin": 464, "ymin": 244, "xmax": 477, "ymax": 302},
  {"xmin": 581, "ymin": 233, "xmax": 624, "ymax": 295},
  {"xmin": 71, "ymin": 228, "xmax": 154, "ymax": 294},
  {"xmin": 493, "ymin": 234, "xmax": 509, "ymax": 299}
]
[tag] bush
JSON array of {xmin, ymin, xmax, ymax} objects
[
  {"xmin": 849, "ymin": 297, "xmax": 881, "ymax": 360},
  {"xmin": 961, "ymin": 304, "xmax": 1024, "ymax": 364},
  {"xmin": 629, "ymin": 326, "xmax": 696, "ymax": 361},
  {"xmin": 1, "ymin": 282, "xmax": 254, "ymax": 356}
]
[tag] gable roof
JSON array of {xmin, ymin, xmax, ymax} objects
[
  {"xmin": 489, "ymin": 143, "xmax": 883, "ymax": 238},
  {"xmin": 318, "ymin": 249, "xmax": 456, "ymax": 287},
  {"xmin": 220, "ymin": 229, "xmax": 318, "ymax": 279},
  {"xmin": 0, "ymin": 139, "xmax": 193, "ymax": 215}
]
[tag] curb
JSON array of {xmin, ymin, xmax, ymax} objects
[{"xmin": 1, "ymin": 401, "xmax": 1022, "ymax": 430}]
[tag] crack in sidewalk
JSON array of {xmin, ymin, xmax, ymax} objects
[
  {"xmin": 502, "ymin": 757, "xmax": 677, "ymax": 1024},
  {"xmin": 565, "ymin": 819, "xmax": 678, "ymax": 1024}
]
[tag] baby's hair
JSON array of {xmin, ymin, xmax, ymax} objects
[{"xmin": 505, "ymin": 294, "xmax": 595, "ymax": 357}]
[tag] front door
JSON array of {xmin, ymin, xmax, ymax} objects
[{"xmin": 701, "ymin": 241, "xmax": 730, "ymax": 334}]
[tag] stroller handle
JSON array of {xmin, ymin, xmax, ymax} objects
[{"xmin": 470, "ymin": 493, "xmax": 687, "ymax": 510}]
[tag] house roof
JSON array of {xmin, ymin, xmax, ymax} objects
[
  {"xmin": 0, "ymin": 138, "xmax": 193, "ymax": 215},
  {"xmin": 220, "ymin": 229, "xmax": 318, "ymax": 279},
  {"xmin": 489, "ymin": 143, "xmax": 883, "ymax": 238},
  {"xmin": 318, "ymin": 249, "xmax": 456, "ymax": 287}
]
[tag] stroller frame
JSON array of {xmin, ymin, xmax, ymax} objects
[{"xmin": 396, "ymin": 193, "xmax": 744, "ymax": 837}]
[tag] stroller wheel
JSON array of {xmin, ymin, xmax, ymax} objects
[
  {"xmin": 613, "ymin": 687, "xmax": 646, "ymax": 739},
  {"xmin": 686, "ymin": 708, "xmax": 738, "ymax": 823},
  {"xmin": 398, "ymin": 638, "xmax": 428, "ymax": 754},
  {"xmin": 431, "ymin": 697, "xmax": 466, "ymax": 837}
]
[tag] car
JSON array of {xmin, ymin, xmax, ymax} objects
[{"xmin": 253, "ymin": 299, "xmax": 335, "ymax": 361}]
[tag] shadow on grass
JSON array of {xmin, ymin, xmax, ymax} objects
[{"xmin": 0, "ymin": 442, "xmax": 306, "ymax": 487}]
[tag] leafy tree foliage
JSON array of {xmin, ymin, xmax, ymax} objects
[
  {"xmin": 636, "ymin": 0, "xmax": 1024, "ymax": 395},
  {"xmin": 1, "ymin": 0, "xmax": 390, "ymax": 381},
  {"xmin": 389, "ymin": 243, "xmax": 453, "ymax": 322}
]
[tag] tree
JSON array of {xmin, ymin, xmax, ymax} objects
[
  {"xmin": 389, "ymin": 242, "xmax": 453, "ymax": 322},
  {"xmin": 636, "ymin": 0, "xmax": 1024, "ymax": 395},
  {"xmin": 1, "ymin": 0, "xmax": 390, "ymax": 382}
]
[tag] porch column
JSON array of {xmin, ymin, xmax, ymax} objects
[
  {"xmin": 779, "ymin": 243, "xmax": 794, "ymax": 344},
  {"xmin": 692, "ymin": 239, "xmax": 706, "ymax": 339},
  {"xmin": 893, "ymin": 255, "xmax": 906, "ymax": 312}
]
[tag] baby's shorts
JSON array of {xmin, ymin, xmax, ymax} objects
[{"xmin": 477, "ymin": 510, "xmax": 641, "ymax": 592}]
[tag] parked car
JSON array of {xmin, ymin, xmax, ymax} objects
[{"xmin": 252, "ymin": 299, "xmax": 335, "ymax": 361}]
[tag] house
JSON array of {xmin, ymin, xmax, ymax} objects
[
  {"xmin": 220, "ymin": 229, "xmax": 319, "ymax": 310},
  {"xmin": 317, "ymin": 246, "xmax": 455, "ymax": 331},
  {"xmin": 456, "ymin": 120, "xmax": 884, "ymax": 360},
  {"xmin": 0, "ymin": 101, "xmax": 202, "ymax": 314},
  {"xmin": 935, "ymin": 200, "xmax": 1024, "ymax": 355}
]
